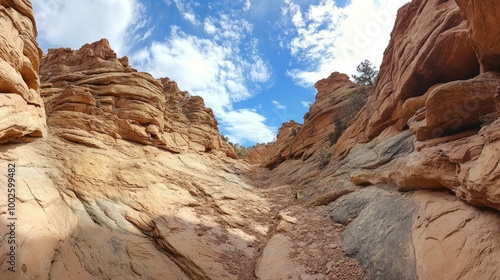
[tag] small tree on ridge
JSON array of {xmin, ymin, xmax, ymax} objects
[{"xmin": 351, "ymin": 59, "xmax": 378, "ymax": 87}]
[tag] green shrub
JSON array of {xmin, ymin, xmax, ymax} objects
[
  {"xmin": 220, "ymin": 134, "xmax": 250, "ymax": 158},
  {"xmin": 329, "ymin": 117, "xmax": 345, "ymax": 146}
]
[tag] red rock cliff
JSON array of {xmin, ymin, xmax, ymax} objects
[{"xmin": 259, "ymin": 0, "xmax": 500, "ymax": 211}]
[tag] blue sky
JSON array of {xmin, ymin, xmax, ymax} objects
[{"xmin": 33, "ymin": 0, "xmax": 409, "ymax": 146}]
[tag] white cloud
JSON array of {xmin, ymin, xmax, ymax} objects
[
  {"xmin": 283, "ymin": 0, "xmax": 410, "ymax": 87},
  {"xmin": 131, "ymin": 15, "xmax": 275, "ymax": 144},
  {"xmin": 272, "ymin": 101, "xmax": 286, "ymax": 110},
  {"xmin": 183, "ymin": 12, "xmax": 198, "ymax": 25},
  {"xmin": 172, "ymin": 0, "xmax": 200, "ymax": 25},
  {"xmin": 301, "ymin": 101, "xmax": 312, "ymax": 108},
  {"xmin": 204, "ymin": 18, "xmax": 217, "ymax": 34},
  {"xmin": 244, "ymin": 0, "xmax": 252, "ymax": 11},
  {"xmin": 33, "ymin": 0, "xmax": 148, "ymax": 55},
  {"xmin": 220, "ymin": 109, "xmax": 276, "ymax": 144}
]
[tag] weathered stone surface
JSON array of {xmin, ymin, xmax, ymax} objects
[
  {"xmin": 260, "ymin": 120, "xmax": 302, "ymax": 168},
  {"xmin": 0, "ymin": 0, "xmax": 45, "ymax": 143},
  {"xmin": 409, "ymin": 73, "xmax": 498, "ymax": 141},
  {"xmin": 1, "ymin": 1, "xmax": 499, "ymax": 279},
  {"xmin": 349, "ymin": 120, "xmax": 500, "ymax": 211},
  {"xmin": 327, "ymin": 187, "xmax": 418, "ymax": 280},
  {"xmin": 456, "ymin": 0, "xmax": 500, "ymax": 72},
  {"xmin": 412, "ymin": 191, "xmax": 500, "ymax": 279},
  {"xmin": 336, "ymin": 0, "xmax": 480, "ymax": 157},
  {"xmin": 247, "ymin": 143, "xmax": 270, "ymax": 164},
  {"xmin": 255, "ymin": 234, "xmax": 298, "ymax": 279},
  {"xmin": 0, "ymin": 136, "xmax": 261, "ymax": 279},
  {"xmin": 40, "ymin": 39, "xmax": 235, "ymax": 157},
  {"xmin": 252, "ymin": 72, "xmax": 359, "ymax": 168},
  {"xmin": 326, "ymin": 187, "xmax": 500, "ymax": 280}
]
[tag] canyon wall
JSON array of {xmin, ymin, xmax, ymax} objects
[
  {"xmin": 0, "ymin": 0, "xmax": 499, "ymax": 279},
  {"xmin": 0, "ymin": 0, "xmax": 45, "ymax": 143},
  {"xmin": 254, "ymin": 0, "xmax": 500, "ymax": 279},
  {"xmin": 255, "ymin": 0, "xmax": 500, "ymax": 212},
  {"xmin": 0, "ymin": 2, "xmax": 263, "ymax": 279}
]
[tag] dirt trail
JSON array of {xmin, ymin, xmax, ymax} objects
[{"xmin": 239, "ymin": 166, "xmax": 368, "ymax": 280}]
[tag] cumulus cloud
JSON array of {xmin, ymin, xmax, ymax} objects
[
  {"xmin": 283, "ymin": 0, "xmax": 410, "ymax": 87},
  {"xmin": 272, "ymin": 101, "xmax": 286, "ymax": 110},
  {"xmin": 33, "ymin": 0, "xmax": 149, "ymax": 55},
  {"xmin": 131, "ymin": 15, "xmax": 275, "ymax": 144},
  {"xmin": 220, "ymin": 109, "xmax": 276, "ymax": 144},
  {"xmin": 183, "ymin": 12, "xmax": 198, "ymax": 25},
  {"xmin": 204, "ymin": 18, "xmax": 217, "ymax": 34}
]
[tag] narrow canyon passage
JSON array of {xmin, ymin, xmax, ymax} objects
[
  {"xmin": 2, "ymin": 1, "xmax": 500, "ymax": 279},
  {"xmin": 241, "ymin": 167, "xmax": 368, "ymax": 280},
  {"xmin": 0, "ymin": 135, "xmax": 366, "ymax": 280}
]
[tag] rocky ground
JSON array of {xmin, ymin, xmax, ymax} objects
[
  {"xmin": 246, "ymin": 167, "xmax": 368, "ymax": 280},
  {"xmin": 0, "ymin": 134, "xmax": 367, "ymax": 280}
]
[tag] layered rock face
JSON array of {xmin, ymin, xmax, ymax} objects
[
  {"xmin": 331, "ymin": 0, "xmax": 500, "ymax": 211},
  {"xmin": 254, "ymin": 0, "xmax": 500, "ymax": 279},
  {"xmin": 259, "ymin": 0, "xmax": 500, "ymax": 211},
  {"xmin": 336, "ymin": 0, "xmax": 481, "ymax": 155},
  {"xmin": 0, "ymin": 0, "xmax": 45, "ymax": 143},
  {"xmin": 456, "ymin": 0, "xmax": 500, "ymax": 72},
  {"xmin": 251, "ymin": 72, "xmax": 359, "ymax": 168},
  {"xmin": 1, "ymin": 0, "xmax": 499, "ymax": 279},
  {"xmin": 40, "ymin": 39, "xmax": 235, "ymax": 157}
]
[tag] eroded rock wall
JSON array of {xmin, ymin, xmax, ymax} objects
[
  {"xmin": 39, "ymin": 39, "xmax": 235, "ymax": 157},
  {"xmin": 336, "ymin": 0, "xmax": 481, "ymax": 156},
  {"xmin": 251, "ymin": 72, "xmax": 359, "ymax": 168},
  {"xmin": 255, "ymin": 0, "xmax": 500, "ymax": 279},
  {"xmin": 0, "ymin": 0, "xmax": 45, "ymax": 143},
  {"xmin": 258, "ymin": 0, "xmax": 500, "ymax": 211}
]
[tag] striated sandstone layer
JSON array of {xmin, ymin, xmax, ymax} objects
[
  {"xmin": 251, "ymin": 72, "xmax": 359, "ymax": 168},
  {"xmin": 0, "ymin": 2, "xmax": 367, "ymax": 280},
  {"xmin": 0, "ymin": 136, "xmax": 261, "ymax": 279},
  {"xmin": 257, "ymin": 0, "xmax": 500, "ymax": 211},
  {"xmin": 336, "ymin": 0, "xmax": 480, "ymax": 156},
  {"xmin": 1, "ymin": 0, "xmax": 499, "ymax": 279},
  {"xmin": 40, "ymin": 39, "xmax": 235, "ymax": 157},
  {"xmin": 0, "ymin": 0, "xmax": 45, "ymax": 143}
]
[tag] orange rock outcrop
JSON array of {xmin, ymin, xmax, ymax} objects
[
  {"xmin": 253, "ymin": 1, "xmax": 500, "ymax": 278},
  {"xmin": 258, "ymin": 0, "xmax": 500, "ymax": 211},
  {"xmin": 40, "ymin": 39, "xmax": 235, "ymax": 157},
  {"xmin": 0, "ymin": 0, "xmax": 45, "ymax": 143}
]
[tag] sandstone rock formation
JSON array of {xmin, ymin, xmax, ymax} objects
[
  {"xmin": 40, "ymin": 39, "xmax": 235, "ymax": 157},
  {"xmin": 251, "ymin": 0, "xmax": 500, "ymax": 279},
  {"xmin": 0, "ymin": 2, "xmax": 366, "ymax": 280},
  {"xmin": 456, "ymin": 0, "xmax": 500, "ymax": 72},
  {"xmin": 0, "ymin": 0, "xmax": 45, "ymax": 143},
  {"xmin": 1, "ymin": 0, "xmax": 500, "ymax": 279},
  {"xmin": 336, "ymin": 0, "xmax": 481, "ymax": 156},
  {"xmin": 250, "ymin": 72, "xmax": 360, "ymax": 168}
]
